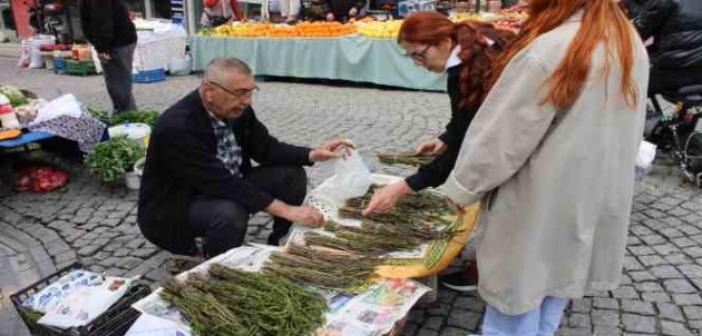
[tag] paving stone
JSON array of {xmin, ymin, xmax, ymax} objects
[
  {"xmin": 590, "ymin": 326, "xmax": 621, "ymax": 335},
  {"xmin": 115, "ymin": 257, "xmax": 142, "ymax": 270},
  {"xmin": 628, "ymin": 271, "xmax": 656, "ymax": 282},
  {"xmin": 629, "ymin": 246, "xmax": 655, "ymax": 256},
  {"xmin": 570, "ymin": 298, "xmax": 592, "ymax": 313},
  {"xmin": 650, "ymin": 265, "xmax": 685, "ymax": 279},
  {"xmin": 682, "ymin": 306, "xmax": 702, "ymax": 320},
  {"xmin": 683, "ymin": 247, "xmax": 702, "ymax": 259},
  {"xmin": 621, "ymin": 314, "xmax": 656, "ymax": 334},
  {"xmin": 623, "ymin": 257, "xmax": 645, "ymax": 272},
  {"xmin": 426, "ymin": 303, "xmax": 450, "ymax": 316},
  {"xmin": 557, "ymin": 327, "xmax": 592, "ymax": 336},
  {"xmin": 447, "ymin": 309, "xmax": 480, "ymax": 330},
  {"xmin": 101, "ymin": 218, "xmax": 122, "ymax": 227},
  {"xmin": 643, "ymin": 209, "xmax": 666, "ymax": 219},
  {"xmin": 45, "ymin": 239, "xmax": 71, "ymax": 255},
  {"xmin": 665, "ymin": 254, "xmax": 693, "ymax": 266},
  {"xmin": 635, "ymin": 282, "xmax": 664, "ymax": 292},
  {"xmin": 145, "ymin": 267, "xmax": 172, "ymax": 283},
  {"xmin": 415, "ymin": 328, "xmax": 438, "ymax": 336},
  {"xmin": 54, "ymin": 250, "xmax": 77, "ymax": 264},
  {"xmin": 671, "ymin": 237, "xmax": 697, "ymax": 249},
  {"xmin": 664, "ymin": 279, "xmax": 698, "ymax": 294},
  {"xmin": 627, "ymin": 236, "xmax": 643, "ymax": 246},
  {"xmin": 677, "ymin": 264, "xmax": 702, "ymax": 278},
  {"xmin": 673, "ymin": 294, "xmax": 702, "ymax": 306},
  {"xmin": 593, "ymin": 298, "xmax": 620, "ymax": 310},
  {"xmin": 660, "ymin": 321, "xmax": 694, "ymax": 336},
  {"xmin": 568, "ymin": 313, "xmax": 591, "ymax": 328},
  {"xmin": 658, "ymin": 303, "xmax": 686, "ymax": 322},
  {"xmin": 641, "ymin": 292, "xmax": 671, "ymax": 303},
  {"xmin": 653, "ymin": 244, "xmax": 681, "ymax": 256},
  {"xmin": 638, "ymin": 255, "xmax": 668, "ymax": 267},
  {"xmin": 620, "ymin": 300, "xmax": 655, "ymax": 315},
  {"xmin": 659, "ymin": 228, "xmax": 685, "ymax": 239},
  {"xmin": 77, "ymin": 244, "xmax": 101, "ymax": 256},
  {"xmin": 99, "ymin": 256, "xmax": 120, "ymax": 268},
  {"xmin": 400, "ymin": 323, "xmax": 418, "ymax": 336},
  {"xmin": 677, "ymin": 225, "xmax": 701, "ymax": 236},
  {"xmin": 612, "ymin": 286, "xmax": 640, "ymax": 300},
  {"xmin": 631, "ymin": 225, "xmax": 654, "ymax": 236},
  {"xmin": 591, "ymin": 309, "xmax": 620, "ymax": 327},
  {"xmin": 689, "ymin": 320, "xmax": 702, "ymax": 331},
  {"xmin": 131, "ymin": 248, "xmax": 158, "ymax": 258},
  {"xmin": 453, "ymin": 297, "xmax": 484, "ymax": 313},
  {"xmin": 113, "ymin": 248, "xmax": 130, "ymax": 257}
]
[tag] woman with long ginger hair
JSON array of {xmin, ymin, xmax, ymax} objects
[
  {"xmin": 363, "ymin": 12, "xmax": 516, "ymax": 292},
  {"xmin": 428, "ymin": 0, "xmax": 649, "ymax": 334}
]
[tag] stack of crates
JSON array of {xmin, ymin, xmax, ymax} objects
[{"xmin": 65, "ymin": 60, "xmax": 97, "ymax": 76}]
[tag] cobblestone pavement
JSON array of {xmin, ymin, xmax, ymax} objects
[{"xmin": 2, "ymin": 58, "xmax": 702, "ymax": 336}]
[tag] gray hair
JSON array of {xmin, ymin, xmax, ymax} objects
[{"xmin": 203, "ymin": 57, "xmax": 252, "ymax": 84}]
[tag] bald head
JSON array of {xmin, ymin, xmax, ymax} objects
[{"xmin": 203, "ymin": 57, "xmax": 252, "ymax": 84}]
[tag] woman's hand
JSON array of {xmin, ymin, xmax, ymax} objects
[
  {"xmin": 415, "ymin": 138, "xmax": 447, "ymax": 155},
  {"xmin": 362, "ymin": 181, "xmax": 413, "ymax": 216}
]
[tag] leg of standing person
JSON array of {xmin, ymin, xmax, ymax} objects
[
  {"xmin": 244, "ymin": 165, "xmax": 308, "ymax": 246},
  {"xmin": 481, "ymin": 296, "xmax": 567, "ymax": 336},
  {"xmin": 280, "ymin": 0, "xmax": 291, "ymax": 20},
  {"xmin": 289, "ymin": 0, "xmax": 301, "ymax": 20},
  {"xmin": 101, "ymin": 43, "xmax": 137, "ymax": 113},
  {"xmin": 188, "ymin": 198, "xmax": 249, "ymax": 258}
]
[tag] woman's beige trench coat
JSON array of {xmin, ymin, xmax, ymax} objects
[{"xmin": 441, "ymin": 13, "xmax": 651, "ymax": 315}]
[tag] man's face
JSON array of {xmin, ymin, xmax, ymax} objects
[{"xmin": 202, "ymin": 71, "xmax": 258, "ymax": 120}]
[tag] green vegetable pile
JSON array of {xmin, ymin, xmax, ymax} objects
[
  {"xmin": 161, "ymin": 264, "xmax": 327, "ymax": 336},
  {"xmin": 87, "ymin": 107, "xmax": 160, "ymax": 128},
  {"xmin": 0, "ymin": 85, "xmax": 28, "ymax": 107},
  {"xmin": 85, "ymin": 136, "xmax": 145, "ymax": 184},
  {"xmin": 377, "ymin": 152, "xmax": 436, "ymax": 167}
]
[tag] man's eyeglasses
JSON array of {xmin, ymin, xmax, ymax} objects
[
  {"xmin": 207, "ymin": 80, "xmax": 260, "ymax": 98},
  {"xmin": 405, "ymin": 45, "xmax": 432, "ymax": 61}
]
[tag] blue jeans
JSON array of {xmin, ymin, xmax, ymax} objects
[{"xmin": 482, "ymin": 296, "xmax": 567, "ymax": 336}]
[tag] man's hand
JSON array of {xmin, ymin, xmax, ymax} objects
[
  {"xmin": 286, "ymin": 205, "xmax": 324, "ymax": 228},
  {"xmin": 98, "ymin": 52, "xmax": 111, "ymax": 61},
  {"xmin": 415, "ymin": 138, "xmax": 447, "ymax": 155},
  {"xmin": 362, "ymin": 180, "xmax": 412, "ymax": 216},
  {"xmin": 348, "ymin": 7, "xmax": 358, "ymax": 17},
  {"xmin": 309, "ymin": 138, "xmax": 355, "ymax": 162},
  {"xmin": 266, "ymin": 200, "xmax": 324, "ymax": 227},
  {"xmin": 326, "ymin": 12, "xmax": 335, "ymax": 21}
]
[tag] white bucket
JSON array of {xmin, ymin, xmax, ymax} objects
[{"xmin": 124, "ymin": 171, "xmax": 141, "ymax": 190}]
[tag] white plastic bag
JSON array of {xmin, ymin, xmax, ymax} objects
[
  {"xmin": 31, "ymin": 94, "xmax": 84, "ymax": 125},
  {"xmin": 38, "ymin": 277, "xmax": 132, "ymax": 329},
  {"xmin": 22, "ymin": 270, "xmax": 104, "ymax": 314},
  {"xmin": 635, "ymin": 140, "xmax": 657, "ymax": 179},
  {"xmin": 309, "ymin": 149, "xmax": 372, "ymax": 205}
]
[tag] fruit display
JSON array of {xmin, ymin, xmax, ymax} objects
[
  {"xmin": 356, "ymin": 20, "xmax": 403, "ymax": 39},
  {"xmin": 449, "ymin": 10, "xmax": 527, "ymax": 31},
  {"xmin": 200, "ymin": 21, "xmax": 357, "ymax": 38}
]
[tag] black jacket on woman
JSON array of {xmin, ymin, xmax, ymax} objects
[
  {"xmin": 138, "ymin": 91, "xmax": 312, "ymax": 254},
  {"xmin": 405, "ymin": 64, "xmax": 478, "ymax": 191}
]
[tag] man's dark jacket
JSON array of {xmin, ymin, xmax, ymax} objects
[
  {"xmin": 323, "ymin": 0, "xmax": 365, "ymax": 19},
  {"xmin": 138, "ymin": 91, "xmax": 312, "ymax": 253},
  {"xmin": 79, "ymin": 0, "xmax": 137, "ymax": 53},
  {"xmin": 632, "ymin": 0, "xmax": 702, "ymax": 69}
]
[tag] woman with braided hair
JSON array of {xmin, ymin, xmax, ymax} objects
[{"xmin": 363, "ymin": 11, "xmax": 515, "ymax": 292}]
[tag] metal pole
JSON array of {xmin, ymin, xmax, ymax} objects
[{"xmin": 186, "ymin": 0, "xmax": 197, "ymax": 35}]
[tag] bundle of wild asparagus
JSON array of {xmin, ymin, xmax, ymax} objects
[
  {"xmin": 301, "ymin": 185, "xmax": 454, "ymax": 256},
  {"xmin": 377, "ymin": 152, "xmax": 436, "ymax": 167},
  {"xmin": 263, "ymin": 243, "xmax": 377, "ymax": 293},
  {"xmin": 160, "ymin": 264, "xmax": 327, "ymax": 336}
]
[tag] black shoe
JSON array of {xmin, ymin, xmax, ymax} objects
[
  {"xmin": 440, "ymin": 262, "xmax": 479, "ymax": 292},
  {"xmin": 440, "ymin": 271, "xmax": 478, "ymax": 292}
]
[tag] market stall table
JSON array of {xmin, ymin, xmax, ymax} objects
[{"xmin": 190, "ymin": 35, "xmax": 447, "ymax": 91}]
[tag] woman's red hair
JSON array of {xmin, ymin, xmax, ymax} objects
[
  {"xmin": 494, "ymin": 0, "xmax": 639, "ymax": 108},
  {"xmin": 398, "ymin": 12, "xmax": 515, "ymax": 109}
]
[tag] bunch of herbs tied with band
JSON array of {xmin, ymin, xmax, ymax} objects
[
  {"xmin": 377, "ymin": 152, "xmax": 436, "ymax": 167},
  {"xmin": 161, "ymin": 264, "xmax": 327, "ymax": 336},
  {"xmin": 264, "ymin": 184, "xmax": 458, "ymax": 293}
]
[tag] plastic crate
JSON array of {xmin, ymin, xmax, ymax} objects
[
  {"xmin": 65, "ymin": 60, "xmax": 97, "ymax": 76},
  {"xmin": 10, "ymin": 263, "xmax": 151, "ymax": 336},
  {"xmin": 53, "ymin": 58, "xmax": 66, "ymax": 74},
  {"xmin": 133, "ymin": 68, "xmax": 166, "ymax": 83}
]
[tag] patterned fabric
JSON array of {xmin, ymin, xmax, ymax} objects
[
  {"xmin": 29, "ymin": 114, "xmax": 106, "ymax": 153},
  {"xmin": 210, "ymin": 116, "xmax": 243, "ymax": 177}
]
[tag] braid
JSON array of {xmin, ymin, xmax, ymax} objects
[{"xmin": 454, "ymin": 21, "xmax": 515, "ymax": 109}]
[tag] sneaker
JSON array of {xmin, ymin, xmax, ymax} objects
[{"xmin": 440, "ymin": 261, "xmax": 478, "ymax": 292}]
